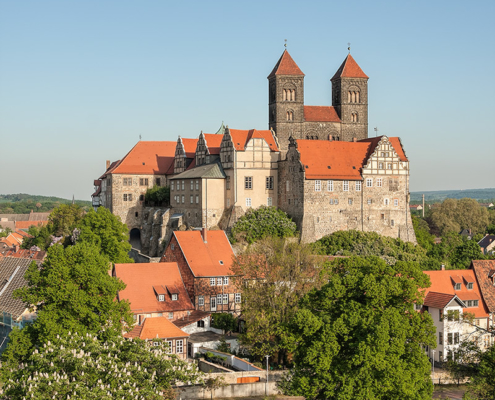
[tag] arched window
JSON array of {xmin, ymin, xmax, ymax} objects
[
  {"xmin": 356, "ymin": 91, "xmax": 360, "ymax": 103},
  {"xmin": 351, "ymin": 92, "xmax": 356, "ymax": 103},
  {"xmin": 283, "ymin": 89, "xmax": 287, "ymax": 101},
  {"xmin": 291, "ymin": 89, "xmax": 295, "ymax": 101},
  {"xmin": 348, "ymin": 91, "xmax": 351, "ymax": 102},
  {"xmin": 286, "ymin": 111, "xmax": 293, "ymax": 121}
]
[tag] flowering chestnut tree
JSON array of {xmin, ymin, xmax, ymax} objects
[{"xmin": 0, "ymin": 332, "xmax": 202, "ymax": 400}]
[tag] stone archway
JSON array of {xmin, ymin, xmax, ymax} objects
[{"xmin": 129, "ymin": 228, "xmax": 141, "ymax": 250}]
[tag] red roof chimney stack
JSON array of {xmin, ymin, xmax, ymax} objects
[
  {"xmin": 441, "ymin": 264, "xmax": 445, "ymax": 271},
  {"xmin": 106, "ymin": 160, "xmax": 111, "ymax": 170}
]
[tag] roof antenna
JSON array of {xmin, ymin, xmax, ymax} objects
[
  {"xmin": 348, "ymin": 42, "xmax": 351, "ymax": 54},
  {"xmin": 374, "ymin": 127, "xmax": 378, "ymax": 137},
  {"xmin": 284, "ymin": 39, "xmax": 287, "ymax": 49},
  {"xmin": 139, "ymin": 134, "xmax": 142, "ymax": 141}
]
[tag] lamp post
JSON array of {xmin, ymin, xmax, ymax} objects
[
  {"xmin": 431, "ymin": 350, "xmax": 436, "ymax": 382},
  {"xmin": 265, "ymin": 355, "xmax": 270, "ymax": 395}
]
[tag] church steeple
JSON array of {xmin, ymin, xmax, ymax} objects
[
  {"xmin": 268, "ymin": 50, "xmax": 305, "ymax": 78},
  {"xmin": 331, "ymin": 54, "xmax": 368, "ymax": 80}
]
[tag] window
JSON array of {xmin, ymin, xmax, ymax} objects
[
  {"xmin": 343, "ymin": 181, "xmax": 349, "ymax": 191},
  {"xmin": 355, "ymin": 181, "xmax": 361, "ymax": 191},
  {"xmin": 381, "ymin": 213, "xmax": 385, "ymax": 220},
  {"xmin": 152, "ymin": 341, "xmax": 160, "ymax": 347},
  {"xmin": 448, "ymin": 333, "xmax": 453, "ymax": 345},
  {"xmin": 168, "ymin": 312, "xmax": 173, "ymax": 319},
  {"xmin": 198, "ymin": 296, "xmax": 204, "ymax": 306},
  {"xmin": 217, "ymin": 294, "xmax": 222, "ymax": 304},
  {"xmin": 171, "ymin": 243, "xmax": 175, "ymax": 250},
  {"xmin": 171, "ymin": 294, "xmax": 178, "ymax": 301},
  {"xmin": 226, "ymin": 176, "xmax": 230, "ymax": 190},
  {"xmin": 315, "ymin": 180, "xmax": 321, "ymax": 191},
  {"xmin": 223, "ymin": 294, "xmax": 228, "ymax": 304},
  {"xmin": 181, "ymin": 195, "xmax": 185, "ymax": 203},
  {"xmin": 210, "ymin": 278, "xmax": 216, "ymax": 286},
  {"xmin": 384, "ymin": 199, "xmax": 389, "ymax": 206},
  {"xmin": 455, "ymin": 283, "xmax": 461, "ymax": 290},
  {"xmin": 327, "ymin": 180, "xmax": 333, "ymax": 192},
  {"xmin": 227, "ymin": 198, "xmax": 230, "ymax": 207},
  {"xmin": 223, "ymin": 277, "xmax": 229, "ymax": 285},
  {"xmin": 171, "ymin": 181, "xmax": 174, "ymax": 191},
  {"xmin": 379, "ymin": 163, "xmax": 384, "ymax": 169},
  {"xmin": 415, "ymin": 303, "xmax": 422, "ymax": 311},
  {"xmin": 474, "ymin": 300, "xmax": 479, "ymax": 307},
  {"xmin": 286, "ymin": 111, "xmax": 294, "ymax": 121},
  {"xmin": 439, "ymin": 332, "xmax": 443, "ymax": 345},
  {"xmin": 267, "ymin": 197, "xmax": 272, "ymax": 206},
  {"xmin": 335, "ymin": 199, "xmax": 339, "ymax": 205},
  {"xmin": 377, "ymin": 178, "xmax": 382, "ymax": 187},
  {"xmin": 439, "ymin": 351, "xmax": 443, "ymax": 361},
  {"xmin": 235, "ymin": 293, "xmax": 241, "ymax": 303},
  {"xmin": 190, "ymin": 181, "xmax": 194, "ymax": 190},
  {"xmin": 123, "ymin": 177, "xmax": 132, "ymax": 186},
  {"xmin": 140, "ymin": 178, "xmax": 149, "ymax": 186},
  {"xmin": 245, "ymin": 176, "xmax": 253, "ymax": 189},
  {"xmin": 266, "ymin": 176, "xmax": 274, "ymax": 190},
  {"xmin": 348, "ymin": 198, "xmax": 353, "ymax": 205},
  {"xmin": 166, "ymin": 340, "xmax": 173, "ymax": 354},
  {"xmin": 158, "ymin": 295, "xmax": 164, "ymax": 302},
  {"xmin": 367, "ymin": 199, "xmax": 372, "ymax": 205},
  {"xmin": 366, "ymin": 178, "xmax": 372, "ymax": 187},
  {"xmin": 217, "ymin": 277, "xmax": 222, "ymax": 285},
  {"xmin": 123, "ymin": 194, "xmax": 132, "ymax": 201},
  {"xmin": 181, "ymin": 181, "xmax": 185, "ymax": 190},
  {"xmin": 286, "ymin": 181, "xmax": 290, "ymax": 192},
  {"xmin": 467, "ymin": 282, "xmax": 473, "ymax": 290},
  {"xmin": 439, "ymin": 310, "xmax": 443, "ymax": 321},
  {"xmin": 387, "ymin": 163, "xmax": 393, "ymax": 170},
  {"xmin": 195, "ymin": 180, "xmax": 199, "ymax": 190},
  {"xmin": 190, "ymin": 195, "xmax": 193, "ymax": 204},
  {"xmin": 193, "ymin": 195, "xmax": 197, "ymax": 204},
  {"xmin": 139, "ymin": 194, "xmax": 144, "ymax": 201},
  {"xmin": 394, "ymin": 199, "xmax": 399, "ymax": 207},
  {"xmin": 176, "ymin": 340, "xmax": 183, "ymax": 354},
  {"xmin": 246, "ymin": 198, "xmax": 252, "ymax": 207},
  {"xmin": 454, "ymin": 333, "xmax": 459, "ymax": 345},
  {"xmin": 391, "ymin": 220, "xmax": 395, "ymax": 226},
  {"xmin": 155, "ymin": 178, "xmax": 161, "ymax": 186}
]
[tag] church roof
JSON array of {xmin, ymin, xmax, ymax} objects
[
  {"xmin": 111, "ymin": 141, "xmax": 177, "ymax": 175},
  {"xmin": 331, "ymin": 54, "xmax": 368, "ymax": 80},
  {"xmin": 268, "ymin": 50, "xmax": 305, "ymax": 78},
  {"xmin": 304, "ymin": 106, "xmax": 341, "ymax": 122}
]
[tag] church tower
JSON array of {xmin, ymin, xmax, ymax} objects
[
  {"xmin": 268, "ymin": 50, "xmax": 305, "ymax": 151},
  {"xmin": 331, "ymin": 54, "xmax": 369, "ymax": 141}
]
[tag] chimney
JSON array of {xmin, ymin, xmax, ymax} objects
[
  {"xmin": 441, "ymin": 264, "xmax": 445, "ymax": 271},
  {"xmin": 353, "ymin": 137, "xmax": 357, "ymax": 142},
  {"xmin": 201, "ymin": 227, "xmax": 207, "ymax": 243},
  {"xmin": 106, "ymin": 160, "xmax": 111, "ymax": 170},
  {"xmin": 13, "ymin": 244, "xmax": 19, "ymax": 253}
]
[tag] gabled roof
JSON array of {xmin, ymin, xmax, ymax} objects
[
  {"xmin": 170, "ymin": 162, "xmax": 225, "ymax": 180},
  {"xmin": 2, "ymin": 249, "xmax": 46, "ymax": 260},
  {"xmin": 423, "ymin": 292, "xmax": 457, "ymax": 309},
  {"xmin": 172, "ymin": 230, "xmax": 235, "ymax": 277},
  {"xmin": 423, "ymin": 269, "xmax": 489, "ymax": 318},
  {"xmin": 478, "ymin": 235, "xmax": 495, "ymax": 249},
  {"xmin": 110, "ymin": 141, "xmax": 177, "ymax": 175},
  {"xmin": 99, "ymin": 160, "xmax": 121, "ymax": 179},
  {"xmin": 268, "ymin": 50, "xmax": 305, "ymax": 78},
  {"xmin": 331, "ymin": 54, "xmax": 368, "ymax": 80},
  {"xmin": 471, "ymin": 260, "xmax": 495, "ymax": 313},
  {"xmin": 229, "ymin": 129, "xmax": 279, "ymax": 152},
  {"xmin": 124, "ymin": 317, "xmax": 189, "ymax": 340},
  {"xmin": 15, "ymin": 221, "xmax": 48, "ymax": 230},
  {"xmin": 0, "ymin": 257, "xmax": 42, "ymax": 319},
  {"xmin": 173, "ymin": 310, "xmax": 211, "ymax": 329},
  {"xmin": 296, "ymin": 139, "xmax": 370, "ymax": 180},
  {"xmin": 304, "ymin": 106, "xmax": 341, "ymax": 123},
  {"xmin": 202, "ymin": 134, "xmax": 224, "ymax": 155},
  {"xmin": 114, "ymin": 262, "xmax": 194, "ymax": 314}
]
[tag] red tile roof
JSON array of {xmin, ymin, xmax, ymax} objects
[
  {"xmin": 114, "ymin": 262, "xmax": 194, "ymax": 314},
  {"xmin": 331, "ymin": 54, "xmax": 368, "ymax": 80},
  {"xmin": 229, "ymin": 129, "xmax": 279, "ymax": 152},
  {"xmin": 297, "ymin": 139, "xmax": 370, "ymax": 180},
  {"xmin": 268, "ymin": 50, "xmax": 305, "ymax": 78},
  {"xmin": 423, "ymin": 269, "xmax": 489, "ymax": 318},
  {"xmin": 111, "ymin": 141, "xmax": 177, "ymax": 175},
  {"xmin": 423, "ymin": 292, "xmax": 457, "ymax": 309},
  {"xmin": 124, "ymin": 317, "xmax": 189, "ymax": 340},
  {"xmin": 173, "ymin": 310, "xmax": 211, "ymax": 329},
  {"xmin": 182, "ymin": 138, "xmax": 199, "ymax": 158},
  {"xmin": 304, "ymin": 106, "xmax": 341, "ymax": 123},
  {"xmin": 388, "ymin": 137, "xmax": 408, "ymax": 162},
  {"xmin": 203, "ymin": 134, "xmax": 223, "ymax": 155},
  {"xmin": 173, "ymin": 230, "xmax": 235, "ymax": 277},
  {"xmin": 99, "ymin": 160, "xmax": 121, "ymax": 179},
  {"xmin": 471, "ymin": 260, "xmax": 495, "ymax": 313},
  {"xmin": 1, "ymin": 249, "xmax": 46, "ymax": 260}
]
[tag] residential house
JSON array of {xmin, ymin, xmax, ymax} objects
[
  {"xmin": 478, "ymin": 235, "xmax": 495, "ymax": 255},
  {"xmin": 161, "ymin": 230, "xmax": 241, "ymax": 314},
  {"xmin": 124, "ymin": 317, "xmax": 189, "ymax": 360},
  {"xmin": 421, "ymin": 268, "xmax": 492, "ymax": 363},
  {"xmin": 113, "ymin": 262, "xmax": 195, "ymax": 325},
  {"xmin": 471, "ymin": 260, "xmax": 495, "ymax": 322}
]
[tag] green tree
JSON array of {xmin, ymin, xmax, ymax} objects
[
  {"xmin": 230, "ymin": 206, "xmax": 297, "ymax": 244},
  {"xmin": 0, "ymin": 225, "xmax": 12, "ymax": 238},
  {"xmin": 211, "ymin": 313, "xmax": 236, "ymax": 333},
  {"xmin": 77, "ymin": 206, "xmax": 133, "ymax": 263},
  {"xmin": 0, "ymin": 331, "xmax": 202, "ymax": 400},
  {"xmin": 203, "ymin": 376, "xmax": 227, "ymax": 399},
  {"xmin": 431, "ymin": 198, "xmax": 490, "ymax": 236},
  {"xmin": 231, "ymin": 237, "xmax": 325, "ymax": 364},
  {"xmin": 145, "ymin": 185, "xmax": 170, "ymax": 206},
  {"xmin": 21, "ymin": 224, "xmax": 53, "ymax": 250},
  {"xmin": 283, "ymin": 256, "xmax": 436, "ymax": 400},
  {"xmin": 450, "ymin": 239, "xmax": 485, "ymax": 269},
  {"xmin": 465, "ymin": 345, "xmax": 495, "ymax": 399},
  {"xmin": 2, "ymin": 242, "xmax": 133, "ymax": 364},
  {"xmin": 412, "ymin": 215, "xmax": 435, "ymax": 252},
  {"xmin": 49, "ymin": 203, "xmax": 85, "ymax": 237},
  {"xmin": 444, "ymin": 340, "xmax": 480, "ymax": 386}
]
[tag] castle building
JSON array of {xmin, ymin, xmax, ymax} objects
[{"xmin": 93, "ymin": 50, "xmax": 416, "ymax": 250}]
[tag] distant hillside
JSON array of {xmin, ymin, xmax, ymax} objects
[
  {"xmin": 410, "ymin": 188, "xmax": 495, "ymax": 203},
  {"xmin": 0, "ymin": 194, "xmax": 91, "ymax": 214}
]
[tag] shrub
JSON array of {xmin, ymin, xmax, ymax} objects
[{"xmin": 145, "ymin": 185, "xmax": 170, "ymax": 206}]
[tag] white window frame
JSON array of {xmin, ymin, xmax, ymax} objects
[
  {"xmin": 366, "ymin": 178, "xmax": 372, "ymax": 187},
  {"xmin": 217, "ymin": 294, "xmax": 222, "ymax": 304},
  {"xmin": 223, "ymin": 294, "xmax": 228, "ymax": 304},
  {"xmin": 171, "ymin": 293, "xmax": 178, "ymax": 301},
  {"xmin": 394, "ymin": 199, "xmax": 399, "ymax": 207},
  {"xmin": 168, "ymin": 312, "xmax": 173, "ymax": 319},
  {"xmin": 198, "ymin": 295, "xmax": 204, "ymax": 306},
  {"xmin": 367, "ymin": 198, "xmax": 372, "ymax": 205},
  {"xmin": 181, "ymin": 181, "xmax": 185, "ymax": 190},
  {"xmin": 217, "ymin": 277, "xmax": 222, "ymax": 285},
  {"xmin": 343, "ymin": 181, "xmax": 349, "ymax": 191},
  {"xmin": 266, "ymin": 176, "xmax": 274, "ymax": 190},
  {"xmin": 327, "ymin": 180, "xmax": 333, "ymax": 192},
  {"xmin": 190, "ymin": 181, "xmax": 194, "ymax": 190},
  {"xmin": 223, "ymin": 277, "xmax": 229, "ymax": 285},
  {"xmin": 196, "ymin": 195, "xmax": 199, "ymax": 204},
  {"xmin": 348, "ymin": 198, "xmax": 353, "ymax": 205},
  {"xmin": 267, "ymin": 197, "xmax": 272, "ymax": 206},
  {"xmin": 315, "ymin": 180, "xmax": 321, "ymax": 192},
  {"xmin": 190, "ymin": 195, "xmax": 193, "ymax": 204},
  {"xmin": 235, "ymin": 293, "xmax": 241, "ymax": 303},
  {"xmin": 181, "ymin": 195, "xmax": 185, "ymax": 204},
  {"xmin": 166, "ymin": 340, "xmax": 173, "ymax": 353},
  {"xmin": 246, "ymin": 198, "xmax": 252, "ymax": 207},
  {"xmin": 377, "ymin": 178, "xmax": 382, "ymax": 187},
  {"xmin": 210, "ymin": 278, "xmax": 216, "ymax": 286},
  {"xmin": 158, "ymin": 294, "xmax": 164, "ymax": 302},
  {"xmin": 384, "ymin": 198, "xmax": 389, "ymax": 206},
  {"xmin": 245, "ymin": 176, "xmax": 253, "ymax": 189},
  {"xmin": 196, "ymin": 180, "xmax": 199, "ymax": 190},
  {"xmin": 355, "ymin": 181, "xmax": 361, "ymax": 191},
  {"xmin": 176, "ymin": 339, "xmax": 183, "ymax": 354},
  {"xmin": 286, "ymin": 181, "xmax": 290, "ymax": 192},
  {"xmin": 171, "ymin": 181, "xmax": 174, "ymax": 191}
]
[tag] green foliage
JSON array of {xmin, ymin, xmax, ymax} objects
[
  {"xmin": 211, "ymin": 313, "xmax": 236, "ymax": 333},
  {"xmin": 431, "ymin": 198, "xmax": 490, "ymax": 236},
  {"xmin": 203, "ymin": 375, "xmax": 227, "ymax": 399},
  {"xmin": 464, "ymin": 344, "xmax": 495, "ymax": 399},
  {"xmin": 0, "ymin": 225, "xmax": 12, "ymax": 238},
  {"xmin": 230, "ymin": 206, "xmax": 297, "ymax": 244},
  {"xmin": 77, "ymin": 207, "xmax": 133, "ymax": 263},
  {"xmin": 204, "ymin": 352, "xmax": 227, "ymax": 364},
  {"xmin": 283, "ymin": 256, "xmax": 436, "ymax": 400},
  {"xmin": 2, "ymin": 242, "xmax": 133, "ymax": 364},
  {"xmin": 412, "ymin": 215, "xmax": 435, "ymax": 251},
  {"xmin": 21, "ymin": 225, "xmax": 54, "ymax": 250},
  {"xmin": 215, "ymin": 336, "xmax": 231, "ymax": 353},
  {"xmin": 0, "ymin": 193, "xmax": 90, "ymax": 214},
  {"xmin": 315, "ymin": 230, "xmax": 429, "ymax": 266},
  {"xmin": 231, "ymin": 237, "xmax": 325, "ymax": 364},
  {"xmin": 409, "ymin": 189, "xmax": 495, "ymax": 202},
  {"xmin": 444, "ymin": 340, "xmax": 481, "ymax": 385},
  {"xmin": 145, "ymin": 185, "xmax": 170, "ymax": 206},
  {"xmin": 49, "ymin": 203, "xmax": 85, "ymax": 237},
  {"xmin": 0, "ymin": 331, "xmax": 202, "ymax": 400}
]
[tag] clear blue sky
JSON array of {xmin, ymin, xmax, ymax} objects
[{"xmin": 1, "ymin": 0, "xmax": 494, "ymax": 200}]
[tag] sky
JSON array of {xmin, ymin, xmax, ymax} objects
[{"xmin": 1, "ymin": 0, "xmax": 494, "ymax": 201}]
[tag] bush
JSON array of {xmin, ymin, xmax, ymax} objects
[
  {"xmin": 231, "ymin": 206, "xmax": 297, "ymax": 244},
  {"xmin": 145, "ymin": 185, "xmax": 170, "ymax": 206},
  {"xmin": 211, "ymin": 313, "xmax": 236, "ymax": 332}
]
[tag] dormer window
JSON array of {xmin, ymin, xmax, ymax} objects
[
  {"xmin": 158, "ymin": 295, "xmax": 165, "ymax": 302},
  {"xmin": 171, "ymin": 293, "xmax": 178, "ymax": 301},
  {"xmin": 467, "ymin": 282, "xmax": 473, "ymax": 290},
  {"xmin": 454, "ymin": 283, "xmax": 461, "ymax": 290}
]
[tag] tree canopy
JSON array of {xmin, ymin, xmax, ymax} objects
[
  {"xmin": 431, "ymin": 198, "xmax": 490, "ymax": 236},
  {"xmin": 282, "ymin": 256, "xmax": 435, "ymax": 400},
  {"xmin": 230, "ymin": 206, "xmax": 297, "ymax": 244}
]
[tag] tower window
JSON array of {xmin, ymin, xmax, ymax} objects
[
  {"xmin": 286, "ymin": 111, "xmax": 294, "ymax": 121},
  {"xmin": 351, "ymin": 112, "xmax": 359, "ymax": 122},
  {"xmin": 283, "ymin": 89, "xmax": 295, "ymax": 101},
  {"xmin": 348, "ymin": 91, "xmax": 360, "ymax": 103}
]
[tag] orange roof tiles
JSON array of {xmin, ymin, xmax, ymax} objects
[
  {"xmin": 173, "ymin": 230, "xmax": 235, "ymax": 277},
  {"xmin": 388, "ymin": 137, "xmax": 408, "ymax": 162},
  {"xmin": 114, "ymin": 262, "xmax": 194, "ymax": 314},
  {"xmin": 331, "ymin": 54, "xmax": 368, "ymax": 80},
  {"xmin": 229, "ymin": 129, "xmax": 279, "ymax": 152},
  {"xmin": 2, "ymin": 249, "xmax": 46, "ymax": 260},
  {"xmin": 297, "ymin": 139, "xmax": 370, "ymax": 180},
  {"xmin": 124, "ymin": 317, "xmax": 189, "ymax": 340},
  {"xmin": 304, "ymin": 106, "xmax": 341, "ymax": 123},
  {"xmin": 423, "ymin": 292, "xmax": 457, "ymax": 309},
  {"xmin": 423, "ymin": 269, "xmax": 489, "ymax": 318},
  {"xmin": 203, "ymin": 134, "xmax": 223, "ymax": 155},
  {"xmin": 471, "ymin": 260, "xmax": 495, "ymax": 313},
  {"xmin": 173, "ymin": 310, "xmax": 211, "ymax": 329},
  {"xmin": 111, "ymin": 141, "xmax": 177, "ymax": 175},
  {"xmin": 181, "ymin": 138, "xmax": 199, "ymax": 158},
  {"xmin": 268, "ymin": 50, "xmax": 305, "ymax": 78}
]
